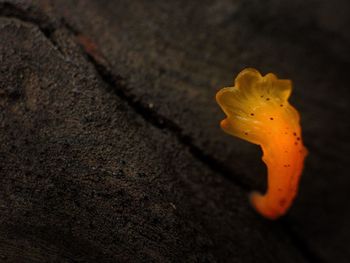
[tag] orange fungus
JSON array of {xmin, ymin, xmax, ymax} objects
[{"xmin": 216, "ymin": 68, "xmax": 307, "ymax": 219}]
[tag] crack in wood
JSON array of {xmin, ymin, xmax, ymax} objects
[{"xmin": 0, "ymin": 2, "xmax": 330, "ymax": 262}]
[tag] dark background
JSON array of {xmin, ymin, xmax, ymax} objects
[{"xmin": 0, "ymin": 0, "xmax": 349, "ymax": 262}]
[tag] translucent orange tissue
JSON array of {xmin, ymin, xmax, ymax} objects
[{"xmin": 216, "ymin": 68, "xmax": 307, "ymax": 219}]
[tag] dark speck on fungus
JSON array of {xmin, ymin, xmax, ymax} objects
[{"xmin": 279, "ymin": 199, "xmax": 287, "ymax": 207}]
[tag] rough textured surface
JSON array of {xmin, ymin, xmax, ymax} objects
[
  {"xmin": 1, "ymin": 0, "xmax": 349, "ymax": 262},
  {"xmin": 0, "ymin": 16, "xmax": 307, "ymax": 263}
]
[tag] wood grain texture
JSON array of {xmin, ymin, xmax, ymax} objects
[
  {"xmin": 0, "ymin": 15, "xmax": 307, "ymax": 263},
  {"xmin": 1, "ymin": 0, "xmax": 349, "ymax": 262}
]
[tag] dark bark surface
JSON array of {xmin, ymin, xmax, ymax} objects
[{"xmin": 0, "ymin": 1, "xmax": 349, "ymax": 262}]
